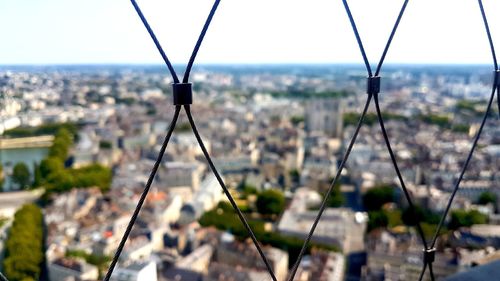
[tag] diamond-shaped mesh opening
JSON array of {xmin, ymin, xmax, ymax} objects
[{"xmin": 0, "ymin": 1, "xmax": 498, "ymax": 281}]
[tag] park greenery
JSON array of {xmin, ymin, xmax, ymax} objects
[
  {"xmin": 418, "ymin": 114, "xmax": 451, "ymax": 128},
  {"xmin": 35, "ymin": 127, "xmax": 112, "ymax": 196},
  {"xmin": 3, "ymin": 122, "xmax": 78, "ymax": 138},
  {"xmin": 401, "ymin": 205, "xmax": 441, "ymax": 227},
  {"xmin": 363, "ymin": 185, "xmax": 443, "ymax": 238},
  {"xmin": 2, "ymin": 204, "xmax": 44, "ymax": 281},
  {"xmin": 477, "ymin": 191, "xmax": 497, "ymax": 205},
  {"xmin": 1, "ymin": 123, "xmax": 108, "ymax": 193},
  {"xmin": 455, "ymin": 99, "xmax": 491, "ymax": 117},
  {"xmin": 256, "ymin": 189, "xmax": 286, "ymax": 216},
  {"xmin": 363, "ymin": 185, "xmax": 401, "ymax": 232},
  {"xmin": 363, "ymin": 185, "xmax": 395, "ymax": 211},
  {"xmin": 343, "ymin": 112, "xmax": 408, "ymax": 127},
  {"xmin": 363, "ymin": 184, "xmax": 489, "ymax": 239},
  {"xmin": 66, "ymin": 250, "xmax": 111, "ymax": 277},
  {"xmin": 449, "ymin": 210, "xmax": 488, "ymax": 230}
]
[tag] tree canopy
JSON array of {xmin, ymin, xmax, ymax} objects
[
  {"xmin": 38, "ymin": 128, "xmax": 112, "ymax": 195},
  {"xmin": 401, "ymin": 205, "xmax": 440, "ymax": 226},
  {"xmin": 478, "ymin": 191, "xmax": 497, "ymax": 205},
  {"xmin": 12, "ymin": 163, "xmax": 31, "ymax": 189},
  {"xmin": 256, "ymin": 189, "xmax": 286, "ymax": 216},
  {"xmin": 323, "ymin": 182, "xmax": 344, "ymax": 208},
  {"xmin": 2, "ymin": 204, "xmax": 44, "ymax": 281},
  {"xmin": 363, "ymin": 185, "xmax": 395, "ymax": 211},
  {"xmin": 3, "ymin": 122, "xmax": 78, "ymax": 138},
  {"xmin": 449, "ymin": 210, "xmax": 488, "ymax": 230},
  {"xmin": 48, "ymin": 128, "xmax": 73, "ymax": 161}
]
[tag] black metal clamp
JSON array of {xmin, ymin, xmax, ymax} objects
[
  {"xmin": 172, "ymin": 83, "xmax": 193, "ymax": 105},
  {"xmin": 367, "ymin": 76, "xmax": 381, "ymax": 95},
  {"xmin": 423, "ymin": 247, "xmax": 436, "ymax": 264}
]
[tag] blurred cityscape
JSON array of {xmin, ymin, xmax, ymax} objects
[{"xmin": 0, "ymin": 64, "xmax": 499, "ymax": 281}]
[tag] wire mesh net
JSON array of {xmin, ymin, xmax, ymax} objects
[{"xmin": 0, "ymin": 1, "xmax": 498, "ymax": 281}]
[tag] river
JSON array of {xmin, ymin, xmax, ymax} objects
[{"xmin": 0, "ymin": 147, "xmax": 49, "ymax": 191}]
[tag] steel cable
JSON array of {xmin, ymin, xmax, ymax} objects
[
  {"xmin": 131, "ymin": 0, "xmax": 179, "ymax": 83},
  {"xmin": 184, "ymin": 105, "xmax": 278, "ymax": 281},
  {"xmin": 103, "ymin": 106, "xmax": 181, "ymax": 281},
  {"xmin": 106, "ymin": 0, "xmax": 279, "ymax": 279},
  {"xmin": 477, "ymin": 0, "xmax": 499, "ymax": 117},
  {"xmin": 373, "ymin": 93, "xmax": 428, "ymax": 249},
  {"xmin": 288, "ymin": 1, "xmax": 412, "ymax": 280},
  {"xmin": 339, "ymin": 1, "xmax": 439, "ymax": 280},
  {"xmin": 429, "ymin": 77, "xmax": 498, "ymax": 249},
  {"xmin": 0, "ymin": 1, "xmax": 496, "ymax": 281},
  {"xmin": 288, "ymin": 0, "xmax": 409, "ymax": 281},
  {"xmin": 183, "ymin": 0, "xmax": 221, "ymax": 83},
  {"xmin": 287, "ymin": 94, "xmax": 373, "ymax": 281},
  {"xmin": 417, "ymin": 263, "xmax": 428, "ymax": 281},
  {"xmin": 478, "ymin": 0, "xmax": 498, "ymax": 71},
  {"xmin": 428, "ymin": 263, "xmax": 436, "ymax": 281}
]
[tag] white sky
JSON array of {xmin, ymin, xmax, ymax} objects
[{"xmin": 0, "ymin": 0, "xmax": 499, "ymax": 65}]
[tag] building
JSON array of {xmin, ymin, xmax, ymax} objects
[
  {"xmin": 278, "ymin": 188, "xmax": 367, "ymax": 253},
  {"xmin": 48, "ymin": 257, "xmax": 98, "ymax": 281},
  {"xmin": 363, "ymin": 230, "xmax": 458, "ymax": 281},
  {"xmin": 111, "ymin": 261, "xmax": 158, "ymax": 281},
  {"xmin": 305, "ymin": 98, "xmax": 344, "ymax": 138},
  {"xmin": 178, "ymin": 174, "xmax": 224, "ymax": 225},
  {"xmin": 213, "ymin": 235, "xmax": 289, "ymax": 281},
  {"xmin": 156, "ymin": 161, "xmax": 203, "ymax": 191},
  {"xmin": 294, "ymin": 250, "xmax": 345, "ymax": 281},
  {"xmin": 175, "ymin": 244, "xmax": 214, "ymax": 273},
  {"xmin": 450, "ymin": 224, "xmax": 500, "ymax": 249}
]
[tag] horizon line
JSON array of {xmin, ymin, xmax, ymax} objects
[{"xmin": 0, "ymin": 62, "xmax": 493, "ymax": 67}]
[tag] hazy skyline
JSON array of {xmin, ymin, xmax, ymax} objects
[{"xmin": 0, "ymin": 0, "xmax": 499, "ymax": 65}]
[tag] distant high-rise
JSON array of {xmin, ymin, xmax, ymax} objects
[{"xmin": 305, "ymin": 98, "xmax": 344, "ymax": 137}]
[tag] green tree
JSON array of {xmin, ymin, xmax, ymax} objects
[
  {"xmin": 3, "ymin": 204, "xmax": 43, "ymax": 281},
  {"xmin": 289, "ymin": 169, "xmax": 300, "ymax": 184},
  {"xmin": 290, "ymin": 115, "xmax": 304, "ymax": 125},
  {"xmin": 32, "ymin": 163, "xmax": 42, "ymax": 188},
  {"xmin": 449, "ymin": 210, "xmax": 488, "ymax": 230},
  {"xmin": 0, "ymin": 163, "xmax": 4, "ymax": 192},
  {"xmin": 478, "ymin": 192, "xmax": 497, "ymax": 205},
  {"xmin": 3, "ymin": 122, "xmax": 78, "ymax": 138},
  {"xmin": 46, "ymin": 170, "xmax": 74, "ymax": 193},
  {"xmin": 48, "ymin": 128, "xmax": 73, "ymax": 161},
  {"xmin": 256, "ymin": 189, "xmax": 285, "ymax": 215},
  {"xmin": 39, "ymin": 157, "xmax": 64, "ymax": 180},
  {"xmin": 418, "ymin": 114, "xmax": 451, "ymax": 128},
  {"xmin": 12, "ymin": 163, "xmax": 31, "ymax": 189},
  {"xmin": 324, "ymin": 182, "xmax": 344, "ymax": 208},
  {"xmin": 71, "ymin": 164, "xmax": 112, "ymax": 192},
  {"xmin": 99, "ymin": 140, "xmax": 112, "ymax": 149},
  {"xmin": 363, "ymin": 185, "xmax": 395, "ymax": 211},
  {"xmin": 402, "ymin": 205, "xmax": 440, "ymax": 226},
  {"xmin": 367, "ymin": 211, "xmax": 389, "ymax": 232}
]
